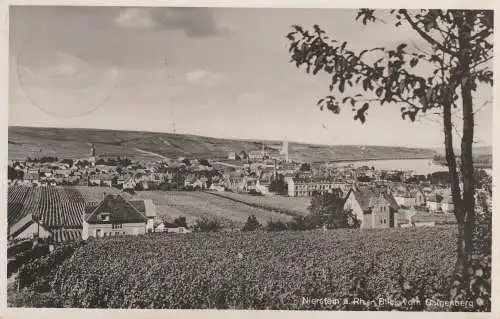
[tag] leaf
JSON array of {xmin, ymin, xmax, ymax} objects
[
  {"xmin": 316, "ymin": 98, "xmax": 325, "ymax": 106},
  {"xmin": 375, "ymin": 87, "xmax": 383, "ymax": 97},
  {"xmin": 410, "ymin": 58, "xmax": 419, "ymax": 68},
  {"xmin": 397, "ymin": 43, "xmax": 408, "ymax": 52},
  {"xmin": 339, "ymin": 80, "xmax": 345, "ymax": 93},
  {"xmin": 341, "ymin": 42, "xmax": 347, "ymax": 51}
]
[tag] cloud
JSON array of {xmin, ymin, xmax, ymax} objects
[
  {"xmin": 185, "ymin": 69, "xmax": 225, "ymax": 86},
  {"xmin": 114, "ymin": 8, "xmax": 155, "ymax": 29},
  {"xmin": 113, "ymin": 7, "xmax": 231, "ymax": 37}
]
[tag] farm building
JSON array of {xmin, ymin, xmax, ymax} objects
[
  {"xmin": 129, "ymin": 199, "xmax": 157, "ymax": 232},
  {"xmin": 166, "ymin": 226, "xmax": 192, "ymax": 234},
  {"xmin": 82, "ymin": 194, "xmax": 148, "ymax": 240},
  {"xmin": 343, "ymin": 188, "xmax": 399, "ymax": 229},
  {"xmin": 8, "ymin": 213, "xmax": 52, "ymax": 241}
]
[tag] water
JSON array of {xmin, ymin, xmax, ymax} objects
[{"xmin": 335, "ymin": 158, "xmax": 448, "ymax": 175}]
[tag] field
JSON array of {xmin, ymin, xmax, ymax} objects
[
  {"xmin": 9, "ymin": 126, "xmax": 436, "ymax": 162},
  {"xmin": 132, "ymin": 191, "xmax": 292, "ymax": 228},
  {"xmin": 7, "ymin": 186, "xmax": 293, "ymax": 234},
  {"xmin": 50, "ymin": 226, "xmax": 459, "ymax": 309},
  {"xmin": 205, "ymin": 191, "xmax": 311, "ymax": 216}
]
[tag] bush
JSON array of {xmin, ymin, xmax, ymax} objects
[
  {"xmin": 266, "ymin": 220, "xmax": 288, "ymax": 232},
  {"xmin": 242, "ymin": 215, "xmax": 261, "ymax": 231},
  {"xmin": 193, "ymin": 217, "xmax": 222, "ymax": 232}
]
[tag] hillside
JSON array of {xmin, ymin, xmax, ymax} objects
[{"xmin": 8, "ymin": 126, "xmax": 435, "ymax": 162}]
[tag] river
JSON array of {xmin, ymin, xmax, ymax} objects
[{"xmin": 334, "ymin": 158, "xmax": 448, "ymax": 175}]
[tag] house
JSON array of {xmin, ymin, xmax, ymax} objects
[
  {"xmin": 8, "ymin": 213, "xmax": 52, "ymax": 241},
  {"xmin": 343, "ymin": 188, "xmax": 399, "ymax": 229},
  {"xmin": 166, "ymin": 226, "xmax": 192, "ymax": 234},
  {"xmin": 248, "ymin": 150, "xmax": 269, "ymax": 161},
  {"xmin": 392, "ymin": 189, "xmax": 418, "ymax": 208},
  {"xmin": 228, "ymin": 152, "xmax": 237, "ymax": 160},
  {"xmin": 409, "ymin": 189, "xmax": 426, "ymax": 206},
  {"xmin": 82, "ymin": 194, "xmax": 148, "ymax": 240},
  {"xmin": 441, "ymin": 195, "xmax": 454, "ymax": 213},
  {"xmin": 129, "ymin": 199, "xmax": 157, "ymax": 232},
  {"xmin": 426, "ymin": 194, "xmax": 443, "ymax": 212},
  {"xmin": 24, "ymin": 172, "xmax": 39, "ymax": 184}
]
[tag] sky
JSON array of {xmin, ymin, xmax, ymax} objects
[{"xmin": 8, "ymin": 6, "xmax": 493, "ymax": 148}]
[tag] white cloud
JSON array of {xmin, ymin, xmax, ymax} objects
[
  {"xmin": 114, "ymin": 8, "xmax": 155, "ymax": 29},
  {"xmin": 185, "ymin": 69, "xmax": 225, "ymax": 86}
]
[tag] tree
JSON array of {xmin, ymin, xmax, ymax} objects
[
  {"xmin": 308, "ymin": 191, "xmax": 360, "ymax": 229},
  {"xmin": 287, "ymin": 9, "xmax": 492, "ymax": 283},
  {"xmin": 299, "ymin": 163, "xmax": 311, "ymax": 172},
  {"xmin": 242, "ymin": 215, "xmax": 262, "ymax": 231},
  {"xmin": 173, "ymin": 216, "xmax": 188, "ymax": 228},
  {"xmin": 269, "ymin": 173, "xmax": 288, "ymax": 194}
]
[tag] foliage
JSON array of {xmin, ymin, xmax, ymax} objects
[
  {"xmin": 286, "ymin": 10, "xmax": 493, "ymax": 285},
  {"xmin": 269, "ymin": 173, "xmax": 288, "ymax": 195},
  {"xmin": 17, "ymin": 242, "xmax": 81, "ymax": 291},
  {"xmin": 308, "ymin": 191, "xmax": 361, "ymax": 229},
  {"xmin": 193, "ymin": 217, "xmax": 223, "ymax": 232},
  {"xmin": 287, "ymin": 10, "xmax": 492, "ymax": 124},
  {"xmin": 266, "ymin": 219, "xmax": 289, "ymax": 232},
  {"xmin": 299, "ymin": 163, "xmax": 311, "ymax": 172},
  {"xmin": 174, "ymin": 216, "xmax": 188, "ymax": 228},
  {"xmin": 45, "ymin": 226, "xmax": 487, "ymax": 310},
  {"xmin": 242, "ymin": 215, "xmax": 262, "ymax": 231},
  {"xmin": 8, "ymin": 290, "xmax": 64, "ymax": 308}
]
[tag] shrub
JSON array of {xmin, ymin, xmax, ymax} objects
[
  {"xmin": 193, "ymin": 217, "xmax": 222, "ymax": 232},
  {"xmin": 242, "ymin": 215, "xmax": 261, "ymax": 231}
]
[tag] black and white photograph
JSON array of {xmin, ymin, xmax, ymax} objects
[{"xmin": 5, "ymin": 3, "xmax": 494, "ymax": 313}]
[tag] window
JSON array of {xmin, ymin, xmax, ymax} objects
[
  {"xmin": 384, "ymin": 219, "xmax": 387, "ymax": 224},
  {"xmin": 100, "ymin": 213, "xmax": 110, "ymax": 222}
]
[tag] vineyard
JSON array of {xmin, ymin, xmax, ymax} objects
[
  {"xmin": 205, "ymin": 191, "xmax": 311, "ymax": 216},
  {"xmin": 8, "ymin": 186, "xmax": 127, "ymax": 242},
  {"xmin": 48, "ymin": 226, "xmax": 484, "ymax": 310},
  {"xmin": 133, "ymin": 191, "xmax": 293, "ymax": 228},
  {"xmin": 8, "ymin": 187, "xmax": 295, "ymax": 239}
]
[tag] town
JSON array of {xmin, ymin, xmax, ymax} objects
[{"xmin": 7, "ymin": 140, "xmax": 492, "ymax": 245}]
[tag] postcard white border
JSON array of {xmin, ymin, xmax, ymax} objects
[{"xmin": 0, "ymin": 0, "xmax": 498, "ymax": 318}]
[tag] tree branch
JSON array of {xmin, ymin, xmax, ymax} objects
[{"xmin": 401, "ymin": 10, "xmax": 458, "ymax": 57}]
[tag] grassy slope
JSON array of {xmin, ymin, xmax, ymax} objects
[{"xmin": 9, "ymin": 126, "xmax": 435, "ymax": 162}]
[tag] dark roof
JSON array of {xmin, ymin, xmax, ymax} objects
[
  {"xmin": 352, "ymin": 188, "xmax": 377, "ymax": 211},
  {"xmin": 129, "ymin": 200, "xmax": 146, "ymax": 213},
  {"xmin": 85, "ymin": 194, "xmax": 147, "ymax": 224},
  {"xmin": 352, "ymin": 187, "xmax": 399, "ymax": 212}
]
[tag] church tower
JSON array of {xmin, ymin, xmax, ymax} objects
[
  {"xmin": 280, "ymin": 139, "xmax": 289, "ymax": 162},
  {"xmin": 89, "ymin": 144, "xmax": 96, "ymax": 167}
]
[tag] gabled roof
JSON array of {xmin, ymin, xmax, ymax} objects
[{"xmin": 85, "ymin": 194, "xmax": 147, "ymax": 224}]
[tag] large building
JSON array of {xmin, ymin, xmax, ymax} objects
[{"xmin": 286, "ymin": 177, "xmax": 351, "ymax": 197}]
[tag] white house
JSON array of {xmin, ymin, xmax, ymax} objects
[
  {"xmin": 441, "ymin": 196, "xmax": 454, "ymax": 213},
  {"xmin": 82, "ymin": 194, "xmax": 148, "ymax": 240}
]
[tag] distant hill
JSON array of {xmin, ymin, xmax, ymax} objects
[
  {"xmin": 8, "ymin": 126, "xmax": 436, "ymax": 162},
  {"xmin": 432, "ymin": 146, "xmax": 492, "ymax": 158}
]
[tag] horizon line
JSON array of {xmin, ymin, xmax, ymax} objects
[{"xmin": 8, "ymin": 124, "xmax": 491, "ymax": 150}]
